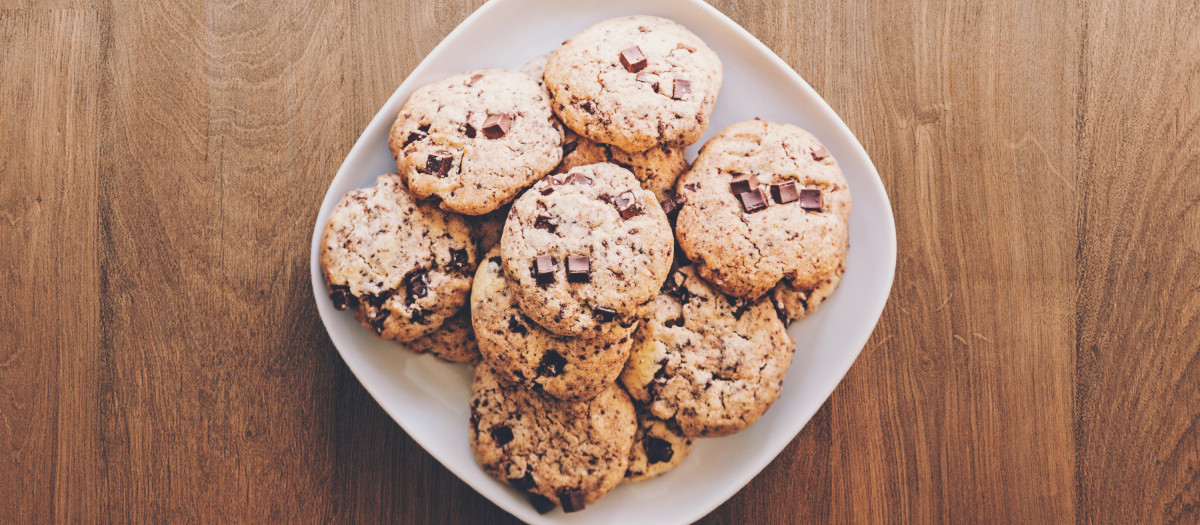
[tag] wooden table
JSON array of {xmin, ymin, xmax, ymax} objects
[{"xmin": 2, "ymin": 1, "xmax": 1197, "ymax": 522}]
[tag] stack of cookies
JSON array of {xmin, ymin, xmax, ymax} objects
[{"xmin": 319, "ymin": 15, "xmax": 851, "ymax": 515}]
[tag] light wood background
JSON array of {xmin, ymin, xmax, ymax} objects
[{"xmin": 2, "ymin": 0, "xmax": 1197, "ymax": 523}]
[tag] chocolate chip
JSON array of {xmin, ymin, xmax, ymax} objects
[
  {"xmin": 738, "ymin": 188, "xmax": 769, "ymax": 213},
  {"xmin": 403, "ymin": 130, "xmax": 427, "ymax": 147},
  {"xmin": 488, "ymin": 255, "xmax": 502, "ymax": 266},
  {"xmin": 594, "ymin": 306, "xmax": 617, "ymax": 322},
  {"xmin": 508, "ymin": 472, "xmax": 536, "ymax": 491},
  {"xmin": 811, "ymin": 145, "xmax": 830, "ymax": 161},
  {"xmin": 363, "ymin": 290, "xmax": 392, "ymax": 309},
  {"xmin": 534, "ymin": 214, "xmax": 557, "ymax": 233},
  {"xmin": 566, "ymin": 256, "xmax": 590, "ymax": 283},
  {"xmin": 490, "ymin": 425, "xmax": 514, "ymax": 446},
  {"xmin": 562, "ymin": 140, "xmax": 578, "ymax": 157},
  {"xmin": 685, "ymin": 183, "xmax": 699, "ymax": 192},
  {"xmin": 645, "ymin": 436, "xmax": 674, "ymax": 464},
  {"xmin": 507, "ymin": 316, "xmax": 527, "ymax": 335},
  {"xmin": 660, "ymin": 196, "xmax": 681, "ymax": 216},
  {"xmin": 729, "ymin": 297, "xmax": 751, "ymax": 320},
  {"xmin": 329, "ymin": 285, "xmax": 357, "ymax": 310},
  {"xmin": 448, "ymin": 248, "xmax": 469, "ymax": 271},
  {"xmin": 664, "ymin": 316, "xmax": 685, "ymax": 328},
  {"xmin": 482, "ymin": 113, "xmax": 513, "ymax": 139},
  {"xmin": 729, "ymin": 174, "xmax": 758, "ymax": 195},
  {"xmin": 462, "ymin": 122, "xmax": 476, "ymax": 138},
  {"xmin": 771, "ymin": 181, "xmax": 800, "ymax": 204},
  {"xmin": 799, "ymin": 188, "xmax": 823, "ymax": 211},
  {"xmin": 564, "ymin": 172, "xmax": 592, "ymax": 185},
  {"xmin": 672, "ymin": 79, "xmax": 691, "ymax": 100},
  {"xmin": 410, "ymin": 307, "xmax": 430, "ymax": 325},
  {"xmin": 636, "ymin": 71, "xmax": 659, "ymax": 91},
  {"xmin": 404, "ymin": 270, "xmax": 429, "ymax": 303},
  {"xmin": 528, "ymin": 494, "xmax": 556, "ymax": 514},
  {"xmin": 538, "ymin": 350, "xmax": 567, "ymax": 377},
  {"xmin": 580, "ymin": 100, "xmax": 597, "ymax": 114},
  {"xmin": 619, "ymin": 46, "xmax": 648, "ymax": 73},
  {"xmin": 425, "ymin": 151, "xmax": 453, "ymax": 177},
  {"xmin": 418, "ymin": 123, "xmax": 431, "ymax": 133},
  {"xmin": 534, "ymin": 255, "xmax": 555, "ymax": 285},
  {"xmin": 613, "ymin": 190, "xmax": 643, "ymax": 219},
  {"xmin": 465, "ymin": 73, "xmax": 484, "ymax": 87},
  {"xmin": 369, "ymin": 310, "xmax": 389, "ymax": 335},
  {"xmin": 558, "ymin": 489, "xmax": 586, "ymax": 513}
]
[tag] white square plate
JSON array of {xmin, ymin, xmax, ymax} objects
[{"xmin": 309, "ymin": 0, "xmax": 896, "ymax": 522}]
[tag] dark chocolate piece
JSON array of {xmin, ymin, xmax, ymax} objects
[
  {"xmin": 729, "ymin": 174, "xmax": 758, "ymax": 195},
  {"xmin": 507, "ymin": 316, "xmax": 527, "ymax": 335},
  {"xmin": 405, "ymin": 270, "xmax": 430, "ymax": 302},
  {"xmin": 562, "ymin": 140, "xmax": 578, "ymax": 157},
  {"xmin": 528, "ymin": 494, "xmax": 556, "ymax": 514},
  {"xmin": 410, "ymin": 307, "xmax": 430, "ymax": 325},
  {"xmin": 645, "ymin": 436, "xmax": 674, "ymax": 464},
  {"xmin": 534, "ymin": 214, "xmax": 557, "ymax": 233},
  {"xmin": 425, "ymin": 151, "xmax": 453, "ymax": 177},
  {"xmin": 594, "ymin": 306, "xmax": 617, "ymax": 322},
  {"xmin": 482, "ymin": 113, "xmax": 513, "ymax": 139},
  {"xmin": 363, "ymin": 290, "xmax": 392, "ymax": 309},
  {"xmin": 558, "ymin": 490, "xmax": 586, "ymax": 513},
  {"xmin": 368, "ymin": 310, "xmax": 389, "ymax": 335},
  {"xmin": 462, "ymin": 122, "xmax": 476, "ymax": 138},
  {"xmin": 403, "ymin": 130, "xmax": 426, "ymax": 147},
  {"xmin": 418, "ymin": 123, "xmax": 430, "ymax": 133},
  {"xmin": 490, "ymin": 425, "xmax": 514, "ymax": 446},
  {"xmin": 660, "ymin": 193, "xmax": 684, "ymax": 216},
  {"xmin": 537, "ymin": 350, "xmax": 567, "ymax": 377},
  {"xmin": 672, "ymin": 79, "xmax": 691, "ymax": 100},
  {"xmin": 799, "ymin": 188, "xmax": 823, "ymax": 211},
  {"xmin": 564, "ymin": 172, "xmax": 593, "ymax": 185},
  {"xmin": 811, "ymin": 145, "xmax": 830, "ymax": 161},
  {"xmin": 566, "ymin": 256, "xmax": 590, "ymax": 283},
  {"xmin": 738, "ymin": 188, "xmax": 768, "ymax": 213},
  {"xmin": 613, "ymin": 190, "xmax": 643, "ymax": 219},
  {"xmin": 508, "ymin": 472, "xmax": 536, "ymax": 491},
  {"xmin": 771, "ymin": 181, "xmax": 800, "ymax": 204},
  {"xmin": 685, "ymin": 183, "xmax": 699, "ymax": 192},
  {"xmin": 534, "ymin": 255, "xmax": 555, "ymax": 285},
  {"xmin": 329, "ymin": 285, "xmax": 357, "ymax": 310},
  {"xmin": 448, "ymin": 248, "xmax": 470, "ymax": 271},
  {"xmin": 619, "ymin": 46, "xmax": 648, "ymax": 73}
]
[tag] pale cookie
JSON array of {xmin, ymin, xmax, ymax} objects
[
  {"xmin": 388, "ymin": 68, "xmax": 563, "ymax": 215},
  {"xmin": 320, "ymin": 174, "xmax": 476, "ymax": 342},
  {"xmin": 624, "ymin": 404, "xmax": 693, "ymax": 483},
  {"xmin": 771, "ymin": 259, "xmax": 845, "ymax": 324},
  {"xmin": 620, "ymin": 265, "xmax": 795, "ymax": 437},
  {"xmin": 404, "ymin": 307, "xmax": 479, "ymax": 364},
  {"xmin": 471, "ymin": 248, "xmax": 634, "ymax": 401},
  {"xmin": 674, "ymin": 119, "xmax": 851, "ymax": 300},
  {"xmin": 556, "ymin": 128, "xmax": 689, "ymax": 202},
  {"xmin": 545, "ymin": 15, "xmax": 722, "ymax": 153},
  {"xmin": 470, "ymin": 366, "xmax": 636, "ymax": 514},
  {"xmin": 501, "ymin": 163, "xmax": 674, "ymax": 339}
]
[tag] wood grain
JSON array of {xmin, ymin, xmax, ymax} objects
[{"xmin": 0, "ymin": 0, "xmax": 1196, "ymax": 523}]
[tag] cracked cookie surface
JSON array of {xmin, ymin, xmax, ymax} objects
[
  {"xmin": 472, "ymin": 248, "xmax": 634, "ymax": 401},
  {"xmin": 319, "ymin": 174, "xmax": 476, "ymax": 342},
  {"xmin": 388, "ymin": 68, "xmax": 563, "ymax": 215},
  {"xmin": 544, "ymin": 15, "xmax": 722, "ymax": 153},
  {"xmin": 674, "ymin": 119, "xmax": 851, "ymax": 301},
  {"xmin": 404, "ymin": 307, "xmax": 480, "ymax": 364},
  {"xmin": 619, "ymin": 265, "xmax": 795, "ymax": 437},
  {"xmin": 501, "ymin": 162, "xmax": 674, "ymax": 339},
  {"xmin": 623, "ymin": 403, "xmax": 693, "ymax": 482},
  {"xmin": 470, "ymin": 366, "xmax": 636, "ymax": 513}
]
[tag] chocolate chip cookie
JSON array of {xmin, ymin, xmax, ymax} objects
[
  {"xmin": 404, "ymin": 307, "xmax": 480, "ymax": 364},
  {"xmin": 544, "ymin": 15, "xmax": 722, "ymax": 153},
  {"xmin": 320, "ymin": 174, "xmax": 476, "ymax": 341},
  {"xmin": 500, "ymin": 162, "xmax": 674, "ymax": 339},
  {"xmin": 556, "ymin": 128, "xmax": 689, "ymax": 202},
  {"xmin": 471, "ymin": 248, "xmax": 634, "ymax": 401},
  {"xmin": 771, "ymin": 259, "xmax": 845, "ymax": 324},
  {"xmin": 674, "ymin": 119, "xmax": 851, "ymax": 302},
  {"xmin": 620, "ymin": 265, "xmax": 795, "ymax": 437},
  {"xmin": 624, "ymin": 404, "xmax": 693, "ymax": 482},
  {"xmin": 389, "ymin": 68, "xmax": 564, "ymax": 215},
  {"xmin": 470, "ymin": 366, "xmax": 636, "ymax": 514}
]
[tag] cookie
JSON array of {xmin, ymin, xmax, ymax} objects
[
  {"xmin": 470, "ymin": 366, "xmax": 636, "ymax": 514},
  {"xmin": 519, "ymin": 53, "xmax": 551, "ymax": 88},
  {"xmin": 556, "ymin": 128, "xmax": 689, "ymax": 202},
  {"xmin": 620, "ymin": 265, "xmax": 795, "ymax": 437},
  {"xmin": 472, "ymin": 248, "xmax": 633, "ymax": 401},
  {"xmin": 544, "ymin": 15, "xmax": 722, "ymax": 153},
  {"xmin": 320, "ymin": 174, "xmax": 476, "ymax": 342},
  {"xmin": 770, "ymin": 259, "xmax": 845, "ymax": 324},
  {"xmin": 388, "ymin": 68, "xmax": 564, "ymax": 215},
  {"xmin": 674, "ymin": 119, "xmax": 851, "ymax": 300},
  {"xmin": 500, "ymin": 162, "xmax": 674, "ymax": 339},
  {"xmin": 624, "ymin": 404, "xmax": 693, "ymax": 483},
  {"xmin": 468, "ymin": 206, "xmax": 508, "ymax": 257},
  {"xmin": 404, "ymin": 307, "xmax": 479, "ymax": 364}
]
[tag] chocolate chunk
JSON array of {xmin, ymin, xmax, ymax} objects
[
  {"xmin": 664, "ymin": 316, "xmax": 685, "ymax": 328},
  {"xmin": 729, "ymin": 174, "xmax": 758, "ymax": 195},
  {"xmin": 490, "ymin": 425, "xmax": 514, "ymax": 446},
  {"xmin": 403, "ymin": 130, "xmax": 426, "ymax": 147},
  {"xmin": 799, "ymin": 188, "xmax": 823, "ymax": 211},
  {"xmin": 580, "ymin": 100, "xmax": 597, "ymax": 114},
  {"xmin": 636, "ymin": 71, "xmax": 659, "ymax": 91},
  {"xmin": 562, "ymin": 140, "xmax": 578, "ymax": 157},
  {"xmin": 363, "ymin": 290, "xmax": 392, "ymax": 309},
  {"xmin": 410, "ymin": 307, "xmax": 430, "ymax": 325},
  {"xmin": 738, "ymin": 188, "xmax": 769, "ymax": 213},
  {"xmin": 645, "ymin": 436, "xmax": 675, "ymax": 464},
  {"xmin": 566, "ymin": 256, "xmax": 590, "ymax": 283},
  {"xmin": 563, "ymin": 172, "xmax": 593, "ymax": 185},
  {"xmin": 448, "ymin": 248, "xmax": 469, "ymax": 271},
  {"xmin": 465, "ymin": 73, "xmax": 484, "ymax": 87},
  {"xmin": 329, "ymin": 285, "xmax": 357, "ymax": 310},
  {"xmin": 425, "ymin": 151, "xmax": 453, "ymax": 177},
  {"xmin": 613, "ymin": 190, "xmax": 643, "ymax": 219},
  {"xmin": 508, "ymin": 472, "xmax": 536, "ymax": 491},
  {"xmin": 619, "ymin": 46, "xmax": 648, "ymax": 73},
  {"xmin": 660, "ymin": 193, "xmax": 684, "ymax": 216},
  {"xmin": 811, "ymin": 145, "xmax": 830, "ymax": 161},
  {"xmin": 534, "ymin": 214, "xmax": 557, "ymax": 233},
  {"xmin": 528, "ymin": 494, "xmax": 556, "ymax": 514},
  {"xmin": 418, "ymin": 123, "xmax": 430, "ymax": 133},
  {"xmin": 672, "ymin": 79, "xmax": 691, "ymax": 100},
  {"xmin": 405, "ymin": 270, "xmax": 429, "ymax": 302},
  {"xmin": 534, "ymin": 255, "xmax": 555, "ymax": 285},
  {"xmin": 488, "ymin": 255, "xmax": 502, "ymax": 266},
  {"xmin": 507, "ymin": 316, "xmax": 527, "ymax": 335},
  {"xmin": 685, "ymin": 183, "xmax": 699, "ymax": 192},
  {"xmin": 594, "ymin": 306, "xmax": 617, "ymax": 322},
  {"xmin": 538, "ymin": 350, "xmax": 567, "ymax": 377},
  {"xmin": 771, "ymin": 181, "xmax": 800, "ymax": 204},
  {"xmin": 482, "ymin": 113, "xmax": 513, "ymax": 139},
  {"xmin": 462, "ymin": 122, "xmax": 476, "ymax": 138},
  {"xmin": 558, "ymin": 489, "xmax": 586, "ymax": 513},
  {"xmin": 368, "ymin": 310, "xmax": 389, "ymax": 335},
  {"xmin": 729, "ymin": 297, "xmax": 751, "ymax": 320}
]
